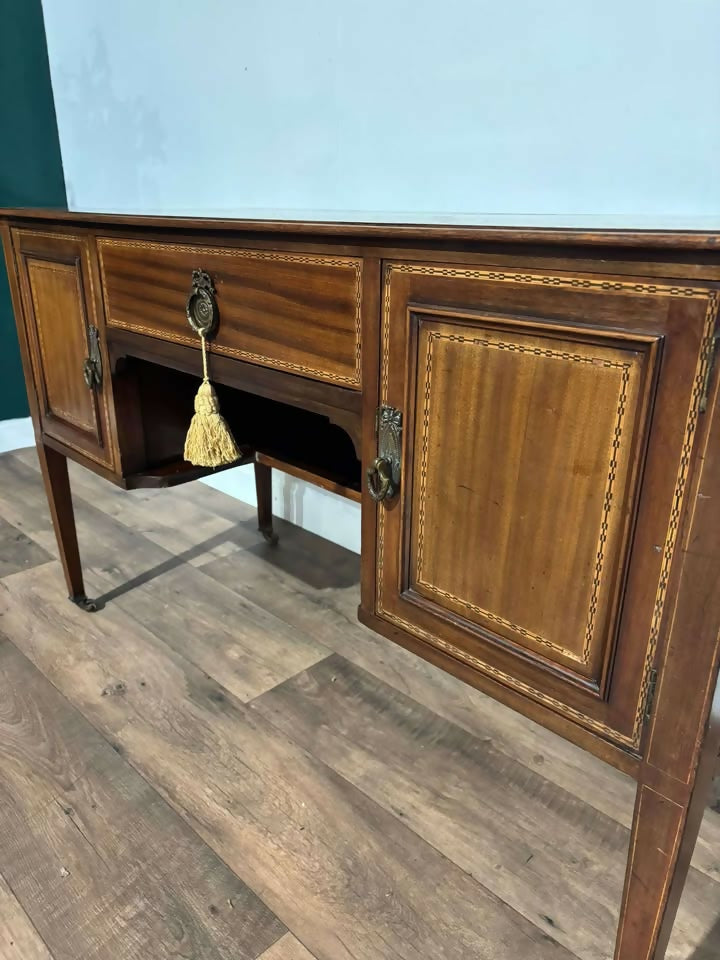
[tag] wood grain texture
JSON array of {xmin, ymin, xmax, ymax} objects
[
  {"xmin": 26, "ymin": 260, "xmax": 97, "ymax": 433},
  {"xmin": 258, "ymin": 934, "xmax": 317, "ymax": 960},
  {"xmin": 375, "ymin": 261, "xmax": 717, "ymax": 755},
  {"xmin": 11, "ymin": 231, "xmax": 115, "ymax": 470},
  {"xmin": 0, "ymin": 515, "xmax": 51, "ymax": 579},
  {"xmin": 613, "ymin": 330, "xmax": 720, "ymax": 960},
  {"xmin": 4, "ymin": 206, "xmax": 720, "ymax": 960},
  {"xmin": 0, "ymin": 872, "xmax": 55, "ymax": 960},
  {"xmin": 252, "ymin": 654, "xmax": 720, "ymax": 960},
  {"xmin": 13, "ymin": 448, "xmax": 720, "ymax": 892},
  {"xmin": 4, "ymin": 207, "xmax": 720, "ymax": 251},
  {"xmin": 194, "ymin": 491, "xmax": 720, "ymax": 891},
  {"xmin": 200, "ymin": 489, "xmax": 720, "ymax": 960},
  {"xmin": 0, "ymin": 562, "xmax": 576, "ymax": 960},
  {"xmin": 0, "ymin": 452, "xmax": 718, "ymax": 959},
  {"xmin": 0, "ymin": 633, "xmax": 285, "ymax": 960},
  {"xmin": 35, "ymin": 444, "xmax": 90, "ymax": 604},
  {"xmin": 98, "ymin": 237, "xmax": 362, "ymax": 388},
  {"xmin": 409, "ymin": 312, "xmax": 654, "ymax": 682},
  {"xmin": 3, "ymin": 452, "xmax": 328, "ymax": 702}
]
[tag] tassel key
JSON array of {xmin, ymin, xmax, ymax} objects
[
  {"xmin": 183, "ymin": 271, "xmax": 242, "ymax": 469},
  {"xmin": 183, "ymin": 316, "xmax": 240, "ymax": 467},
  {"xmin": 184, "ymin": 375, "xmax": 241, "ymax": 468}
]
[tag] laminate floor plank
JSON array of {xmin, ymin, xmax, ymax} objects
[
  {"xmin": 5, "ymin": 451, "xmax": 717, "ymax": 888},
  {"xmin": 0, "ymin": 514, "xmax": 52, "ymax": 580},
  {"xmin": 0, "ymin": 561, "xmax": 576, "ymax": 960},
  {"xmin": 0, "ymin": 872, "xmax": 55, "ymax": 960},
  {"xmin": 252, "ymin": 654, "xmax": 720, "ymax": 960},
  {"xmin": 198, "ymin": 529, "xmax": 720, "ymax": 886},
  {"xmin": 0, "ymin": 456, "xmax": 62, "ymax": 546},
  {"xmin": 0, "ymin": 633, "xmax": 285, "ymax": 960},
  {"xmin": 0, "ymin": 454, "xmax": 327, "ymax": 702},
  {"xmin": 2, "ymin": 450, "xmax": 718, "ymax": 959},
  {"xmin": 75, "ymin": 501, "xmax": 327, "ymax": 703},
  {"xmin": 258, "ymin": 934, "xmax": 317, "ymax": 960}
]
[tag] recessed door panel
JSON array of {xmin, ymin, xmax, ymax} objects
[
  {"xmin": 26, "ymin": 258, "xmax": 99, "ymax": 436},
  {"xmin": 409, "ymin": 311, "xmax": 656, "ymax": 689}
]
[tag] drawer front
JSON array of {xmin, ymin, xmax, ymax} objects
[
  {"xmin": 372, "ymin": 260, "xmax": 719, "ymax": 752},
  {"xmin": 98, "ymin": 237, "xmax": 362, "ymax": 388}
]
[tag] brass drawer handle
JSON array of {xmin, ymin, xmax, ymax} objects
[
  {"xmin": 186, "ymin": 269, "xmax": 219, "ymax": 339},
  {"xmin": 367, "ymin": 405, "xmax": 402, "ymax": 503},
  {"xmin": 82, "ymin": 325, "xmax": 103, "ymax": 389}
]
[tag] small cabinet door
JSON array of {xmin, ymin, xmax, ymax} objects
[
  {"xmin": 13, "ymin": 230, "xmax": 115, "ymax": 469},
  {"xmin": 371, "ymin": 260, "xmax": 718, "ymax": 753}
]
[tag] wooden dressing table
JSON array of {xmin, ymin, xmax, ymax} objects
[{"xmin": 1, "ymin": 209, "xmax": 719, "ymax": 960}]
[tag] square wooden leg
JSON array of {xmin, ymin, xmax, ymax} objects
[
  {"xmin": 36, "ymin": 442, "xmax": 96, "ymax": 611},
  {"xmin": 614, "ymin": 676, "xmax": 720, "ymax": 958},
  {"xmin": 254, "ymin": 459, "xmax": 278, "ymax": 545}
]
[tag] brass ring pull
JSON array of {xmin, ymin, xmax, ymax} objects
[
  {"xmin": 367, "ymin": 456, "xmax": 393, "ymax": 502},
  {"xmin": 82, "ymin": 358, "xmax": 97, "ymax": 389}
]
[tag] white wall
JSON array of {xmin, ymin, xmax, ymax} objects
[
  {"xmin": 0, "ymin": 418, "xmax": 34, "ymax": 455},
  {"xmin": 41, "ymin": 0, "xmax": 720, "ymax": 218},
  {"xmin": 39, "ymin": 0, "xmax": 720, "ymax": 552}
]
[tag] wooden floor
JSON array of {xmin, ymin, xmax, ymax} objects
[{"xmin": 0, "ymin": 449, "xmax": 718, "ymax": 960}]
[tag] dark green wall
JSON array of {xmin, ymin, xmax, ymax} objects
[{"xmin": 0, "ymin": 0, "xmax": 66, "ymax": 420}]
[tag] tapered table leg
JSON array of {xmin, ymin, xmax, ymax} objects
[
  {"xmin": 36, "ymin": 442, "xmax": 96, "ymax": 611},
  {"xmin": 614, "ymin": 361, "xmax": 720, "ymax": 959},
  {"xmin": 614, "ymin": 682, "xmax": 720, "ymax": 959}
]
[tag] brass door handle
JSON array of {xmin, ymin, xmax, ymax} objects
[
  {"xmin": 82, "ymin": 325, "xmax": 103, "ymax": 389},
  {"xmin": 82, "ymin": 357, "xmax": 98, "ymax": 388},
  {"xmin": 367, "ymin": 405, "xmax": 403, "ymax": 503},
  {"xmin": 367, "ymin": 457, "xmax": 394, "ymax": 502}
]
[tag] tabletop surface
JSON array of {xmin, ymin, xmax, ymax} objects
[{"xmin": 2, "ymin": 207, "xmax": 719, "ymax": 250}]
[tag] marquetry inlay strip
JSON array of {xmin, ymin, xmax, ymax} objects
[
  {"xmin": 380, "ymin": 262, "xmax": 708, "ymax": 402},
  {"xmin": 414, "ymin": 328, "xmax": 633, "ymax": 665},
  {"xmin": 377, "ymin": 261, "xmax": 719, "ymax": 749},
  {"xmin": 635, "ymin": 291, "xmax": 720, "ymax": 742},
  {"xmin": 98, "ymin": 237, "xmax": 363, "ymax": 387}
]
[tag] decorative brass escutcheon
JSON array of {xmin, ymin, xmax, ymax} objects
[
  {"xmin": 367, "ymin": 404, "xmax": 402, "ymax": 502},
  {"xmin": 82, "ymin": 325, "xmax": 103, "ymax": 389},
  {"xmin": 186, "ymin": 268, "xmax": 219, "ymax": 340}
]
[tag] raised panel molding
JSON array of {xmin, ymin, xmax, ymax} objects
[
  {"xmin": 406, "ymin": 310, "xmax": 660, "ymax": 694},
  {"xmin": 27, "ymin": 258, "xmax": 98, "ymax": 434}
]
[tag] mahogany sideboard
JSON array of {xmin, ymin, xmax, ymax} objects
[{"xmin": 1, "ymin": 209, "xmax": 719, "ymax": 959}]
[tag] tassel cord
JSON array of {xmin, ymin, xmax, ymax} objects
[
  {"xmin": 201, "ymin": 333, "xmax": 210, "ymax": 382},
  {"xmin": 183, "ymin": 329, "xmax": 241, "ymax": 468}
]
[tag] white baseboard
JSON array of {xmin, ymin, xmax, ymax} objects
[
  {"xmin": 0, "ymin": 415, "xmax": 361, "ymax": 554},
  {"xmin": 0, "ymin": 417, "xmax": 34, "ymax": 454},
  {"xmin": 201, "ymin": 465, "xmax": 361, "ymax": 554}
]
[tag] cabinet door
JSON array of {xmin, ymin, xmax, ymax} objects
[
  {"xmin": 13, "ymin": 230, "xmax": 115, "ymax": 469},
  {"xmin": 372, "ymin": 261, "xmax": 718, "ymax": 753}
]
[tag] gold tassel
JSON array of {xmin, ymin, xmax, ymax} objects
[{"xmin": 184, "ymin": 334, "xmax": 241, "ymax": 468}]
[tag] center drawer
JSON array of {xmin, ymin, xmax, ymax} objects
[{"xmin": 97, "ymin": 237, "xmax": 362, "ymax": 388}]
